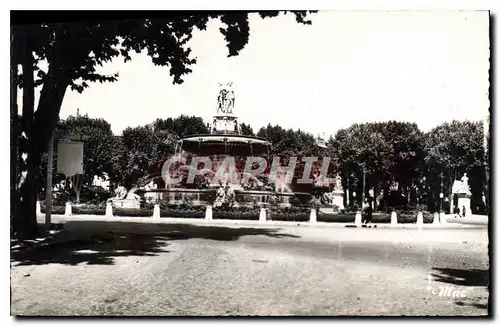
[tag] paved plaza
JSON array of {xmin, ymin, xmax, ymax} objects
[{"xmin": 11, "ymin": 217, "xmax": 489, "ymax": 316}]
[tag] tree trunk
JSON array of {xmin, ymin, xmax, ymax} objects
[
  {"xmin": 13, "ymin": 30, "xmax": 71, "ymax": 239},
  {"xmin": 448, "ymin": 172, "xmax": 453, "ymax": 214},
  {"xmin": 10, "ymin": 28, "xmax": 19, "ymax": 237},
  {"xmin": 16, "ymin": 30, "xmax": 39, "ymax": 240}
]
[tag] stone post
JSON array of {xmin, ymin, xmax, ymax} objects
[
  {"xmin": 355, "ymin": 211, "xmax": 362, "ymax": 226},
  {"xmin": 205, "ymin": 205, "xmax": 213, "ymax": 220},
  {"xmin": 36, "ymin": 200, "xmax": 41, "ymax": 215},
  {"xmin": 65, "ymin": 202, "xmax": 72, "ymax": 216},
  {"xmin": 391, "ymin": 211, "xmax": 398, "ymax": 225},
  {"xmin": 439, "ymin": 211, "xmax": 447, "ymax": 224},
  {"xmin": 153, "ymin": 204, "xmax": 160, "ymax": 219},
  {"xmin": 309, "ymin": 208, "xmax": 317, "ymax": 223},
  {"xmin": 105, "ymin": 201, "xmax": 113, "ymax": 217},
  {"xmin": 416, "ymin": 212, "xmax": 424, "ymax": 226},
  {"xmin": 259, "ymin": 208, "xmax": 266, "ymax": 222},
  {"xmin": 433, "ymin": 212, "xmax": 440, "ymax": 224}
]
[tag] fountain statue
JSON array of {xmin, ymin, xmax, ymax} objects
[
  {"xmin": 461, "ymin": 173, "xmax": 471, "ymax": 194},
  {"xmin": 109, "ymin": 185, "xmax": 141, "ymax": 209},
  {"xmin": 217, "ymin": 82, "xmax": 235, "ymax": 115},
  {"xmin": 335, "ymin": 175, "xmax": 343, "ymax": 191},
  {"xmin": 126, "ymin": 187, "xmax": 142, "ymax": 201},
  {"xmin": 213, "ymin": 181, "xmax": 236, "ymax": 208},
  {"xmin": 213, "ymin": 182, "xmax": 226, "ymax": 208},
  {"xmin": 321, "ymin": 192, "xmax": 334, "ymax": 205},
  {"xmin": 111, "ymin": 186, "xmax": 128, "ymax": 200}
]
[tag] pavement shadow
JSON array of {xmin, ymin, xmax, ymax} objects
[
  {"xmin": 454, "ymin": 301, "xmax": 489, "ymax": 310},
  {"xmin": 11, "ymin": 221, "xmax": 300, "ymax": 266},
  {"xmin": 431, "ymin": 267, "xmax": 490, "ymax": 287}
]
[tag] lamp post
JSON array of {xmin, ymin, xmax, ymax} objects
[
  {"xmin": 361, "ymin": 164, "xmax": 366, "ymax": 208},
  {"xmin": 439, "ymin": 192, "xmax": 444, "ymax": 213},
  {"xmin": 45, "ymin": 130, "xmax": 55, "ymax": 228},
  {"xmin": 369, "ymin": 188, "xmax": 374, "ymax": 209}
]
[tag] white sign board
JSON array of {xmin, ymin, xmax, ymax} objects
[{"xmin": 57, "ymin": 141, "xmax": 84, "ymax": 177}]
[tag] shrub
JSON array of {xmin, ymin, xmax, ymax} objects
[
  {"xmin": 268, "ymin": 206, "xmax": 311, "ymax": 222},
  {"xmin": 160, "ymin": 205, "xmax": 206, "ymax": 218},
  {"xmin": 40, "ymin": 205, "xmax": 65, "ymax": 215},
  {"xmin": 71, "ymin": 204, "xmax": 106, "ymax": 215},
  {"xmin": 317, "ymin": 212, "xmax": 356, "ymax": 223},
  {"xmin": 142, "ymin": 202, "xmax": 155, "ymax": 210},
  {"xmin": 213, "ymin": 210, "xmax": 260, "ymax": 220},
  {"xmin": 113, "ymin": 208, "xmax": 153, "ymax": 217}
]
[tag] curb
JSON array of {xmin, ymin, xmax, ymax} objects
[{"xmin": 38, "ymin": 214, "xmax": 483, "ymax": 229}]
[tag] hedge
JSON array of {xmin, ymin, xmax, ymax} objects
[
  {"xmin": 317, "ymin": 213, "xmax": 356, "ymax": 223},
  {"xmin": 39, "ymin": 201, "xmax": 435, "ymax": 223},
  {"xmin": 71, "ymin": 204, "xmax": 106, "ymax": 216},
  {"xmin": 268, "ymin": 207, "xmax": 311, "ymax": 222},
  {"xmin": 40, "ymin": 205, "xmax": 65, "ymax": 215},
  {"xmin": 113, "ymin": 208, "xmax": 153, "ymax": 217},
  {"xmin": 160, "ymin": 207, "xmax": 205, "ymax": 219},
  {"xmin": 367, "ymin": 212, "xmax": 434, "ymax": 224}
]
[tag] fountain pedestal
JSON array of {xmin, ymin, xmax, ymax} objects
[{"xmin": 456, "ymin": 193, "xmax": 472, "ymax": 217}]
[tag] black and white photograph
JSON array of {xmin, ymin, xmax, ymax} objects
[{"xmin": 9, "ymin": 7, "xmax": 492, "ymax": 317}]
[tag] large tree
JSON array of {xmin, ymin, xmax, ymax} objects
[
  {"xmin": 377, "ymin": 121, "xmax": 425, "ymax": 206},
  {"xmin": 153, "ymin": 115, "xmax": 210, "ymax": 138},
  {"xmin": 58, "ymin": 114, "xmax": 115, "ymax": 185},
  {"xmin": 257, "ymin": 124, "xmax": 318, "ymax": 156},
  {"xmin": 424, "ymin": 120, "xmax": 486, "ymax": 214},
  {"xmin": 113, "ymin": 124, "xmax": 178, "ymax": 189},
  {"xmin": 239, "ymin": 122, "xmax": 254, "ymax": 136},
  {"xmin": 334, "ymin": 123, "xmax": 392, "ymax": 208},
  {"xmin": 11, "ymin": 11, "xmax": 316, "ymax": 239}
]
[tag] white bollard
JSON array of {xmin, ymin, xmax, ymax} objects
[
  {"xmin": 105, "ymin": 202, "xmax": 113, "ymax": 217},
  {"xmin": 309, "ymin": 208, "xmax": 317, "ymax": 223},
  {"xmin": 433, "ymin": 212, "xmax": 440, "ymax": 224},
  {"xmin": 355, "ymin": 211, "xmax": 362, "ymax": 226},
  {"xmin": 416, "ymin": 212, "xmax": 424, "ymax": 226},
  {"xmin": 259, "ymin": 208, "xmax": 266, "ymax": 222},
  {"xmin": 205, "ymin": 206, "xmax": 213, "ymax": 220},
  {"xmin": 65, "ymin": 202, "xmax": 72, "ymax": 216},
  {"xmin": 440, "ymin": 212, "xmax": 447, "ymax": 224},
  {"xmin": 153, "ymin": 204, "xmax": 160, "ymax": 219},
  {"xmin": 36, "ymin": 200, "xmax": 41, "ymax": 215},
  {"xmin": 391, "ymin": 211, "xmax": 398, "ymax": 225}
]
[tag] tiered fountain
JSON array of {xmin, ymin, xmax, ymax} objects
[{"xmin": 132, "ymin": 82, "xmax": 346, "ymax": 209}]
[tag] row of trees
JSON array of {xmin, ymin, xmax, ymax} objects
[
  {"xmin": 332, "ymin": 121, "xmax": 488, "ymax": 213},
  {"xmin": 35, "ymin": 113, "xmax": 488, "ymax": 216}
]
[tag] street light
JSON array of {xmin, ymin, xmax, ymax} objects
[
  {"xmin": 361, "ymin": 164, "xmax": 366, "ymax": 208},
  {"xmin": 439, "ymin": 192, "xmax": 444, "ymax": 213}
]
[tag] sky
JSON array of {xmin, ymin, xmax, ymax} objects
[{"xmin": 21, "ymin": 10, "xmax": 490, "ymax": 138}]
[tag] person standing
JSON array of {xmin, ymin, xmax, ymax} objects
[{"xmin": 362, "ymin": 199, "xmax": 373, "ymax": 224}]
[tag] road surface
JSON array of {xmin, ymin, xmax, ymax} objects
[{"xmin": 11, "ymin": 219, "xmax": 489, "ymax": 316}]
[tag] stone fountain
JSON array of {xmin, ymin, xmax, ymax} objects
[{"xmin": 134, "ymin": 82, "xmax": 349, "ymax": 210}]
